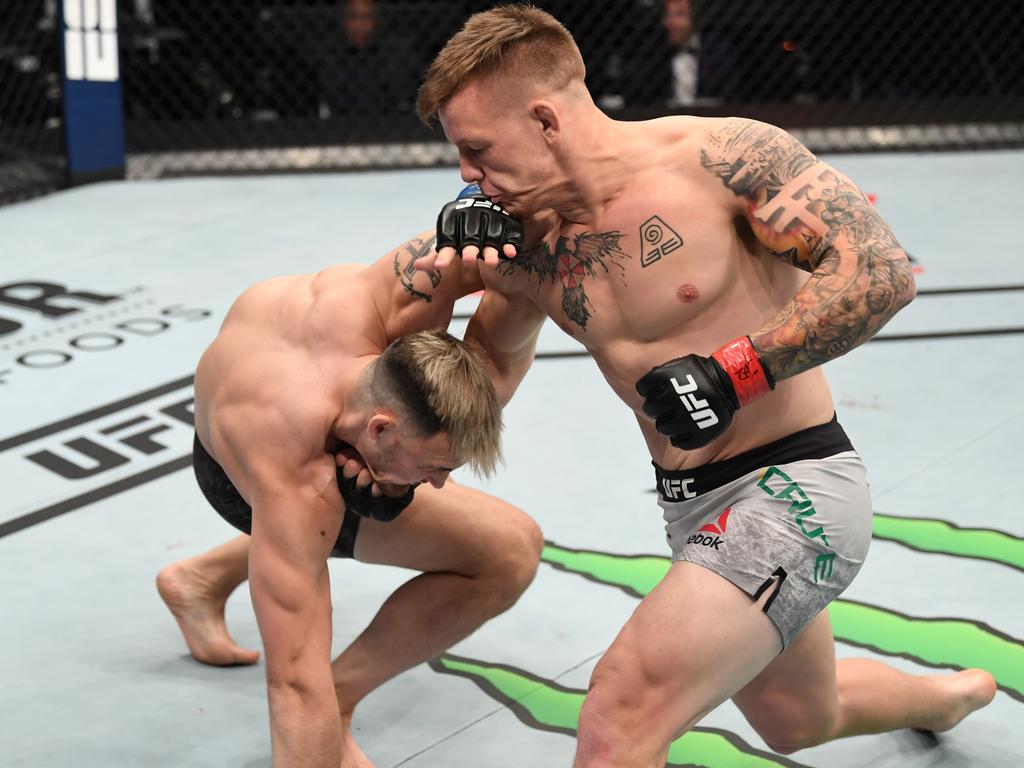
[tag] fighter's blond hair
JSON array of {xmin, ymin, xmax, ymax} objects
[
  {"xmin": 373, "ymin": 330, "xmax": 502, "ymax": 476},
  {"xmin": 417, "ymin": 4, "xmax": 585, "ymax": 125}
]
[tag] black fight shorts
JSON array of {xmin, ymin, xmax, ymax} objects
[{"xmin": 192, "ymin": 435, "xmax": 361, "ymax": 558}]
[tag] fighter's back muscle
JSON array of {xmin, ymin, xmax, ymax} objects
[
  {"xmin": 193, "ymin": 270, "xmax": 347, "ymax": 499},
  {"xmin": 194, "ymin": 231, "xmax": 483, "ymax": 491}
]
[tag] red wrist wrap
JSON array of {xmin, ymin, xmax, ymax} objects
[{"xmin": 711, "ymin": 336, "xmax": 774, "ymax": 407}]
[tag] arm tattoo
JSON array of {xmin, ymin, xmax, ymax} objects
[
  {"xmin": 749, "ymin": 172, "xmax": 915, "ymax": 379},
  {"xmin": 499, "ymin": 231, "xmax": 630, "ymax": 330},
  {"xmin": 701, "ymin": 119, "xmax": 915, "ymax": 380},
  {"xmin": 701, "ymin": 119, "xmax": 816, "ymax": 204},
  {"xmin": 393, "ymin": 238, "xmax": 441, "ymax": 303}
]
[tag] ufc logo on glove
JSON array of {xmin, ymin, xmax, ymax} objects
[
  {"xmin": 637, "ymin": 337, "xmax": 775, "ymax": 450},
  {"xmin": 670, "ymin": 375, "xmax": 720, "ymax": 430}
]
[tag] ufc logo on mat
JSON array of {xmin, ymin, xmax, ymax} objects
[
  {"xmin": 670, "ymin": 375, "xmax": 719, "ymax": 430},
  {"xmin": 63, "ymin": 0, "xmax": 119, "ymax": 82}
]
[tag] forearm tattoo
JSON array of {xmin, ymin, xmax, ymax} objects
[
  {"xmin": 393, "ymin": 238, "xmax": 441, "ymax": 303},
  {"xmin": 701, "ymin": 119, "xmax": 915, "ymax": 380},
  {"xmin": 499, "ymin": 232, "xmax": 630, "ymax": 330}
]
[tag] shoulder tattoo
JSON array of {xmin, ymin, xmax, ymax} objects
[{"xmin": 700, "ymin": 119, "xmax": 817, "ymax": 203}]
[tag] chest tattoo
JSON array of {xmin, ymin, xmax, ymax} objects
[
  {"xmin": 639, "ymin": 215, "xmax": 684, "ymax": 267},
  {"xmin": 500, "ymin": 231, "xmax": 630, "ymax": 330},
  {"xmin": 393, "ymin": 238, "xmax": 441, "ymax": 303}
]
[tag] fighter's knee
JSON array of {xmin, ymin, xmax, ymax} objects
[
  {"xmin": 575, "ymin": 665, "xmax": 673, "ymax": 766},
  {"xmin": 496, "ymin": 509, "xmax": 544, "ymax": 580},
  {"xmin": 760, "ymin": 731, "xmax": 821, "ymax": 755},
  {"xmin": 575, "ymin": 689, "xmax": 629, "ymax": 765},
  {"xmin": 470, "ymin": 507, "xmax": 543, "ymax": 611},
  {"xmin": 580, "ymin": 657, "xmax": 660, "ymax": 734},
  {"xmin": 750, "ymin": 700, "xmax": 837, "ymax": 754},
  {"xmin": 516, "ymin": 514, "xmax": 545, "ymax": 572}
]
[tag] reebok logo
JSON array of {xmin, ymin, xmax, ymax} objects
[
  {"xmin": 700, "ymin": 507, "xmax": 730, "ymax": 535},
  {"xmin": 686, "ymin": 507, "xmax": 730, "ymax": 549},
  {"xmin": 669, "ymin": 375, "xmax": 719, "ymax": 430}
]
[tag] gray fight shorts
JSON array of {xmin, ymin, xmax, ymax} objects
[{"xmin": 655, "ymin": 415, "xmax": 872, "ymax": 648}]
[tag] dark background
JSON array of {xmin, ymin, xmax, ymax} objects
[{"xmin": 2, "ymin": 1, "xmax": 1022, "ymax": 203}]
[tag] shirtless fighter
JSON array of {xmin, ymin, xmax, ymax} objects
[
  {"xmin": 414, "ymin": 5, "xmax": 996, "ymax": 765},
  {"xmin": 156, "ymin": 240, "xmax": 543, "ymax": 767}
]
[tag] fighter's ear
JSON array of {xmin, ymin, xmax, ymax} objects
[
  {"xmin": 367, "ymin": 412, "xmax": 398, "ymax": 441},
  {"xmin": 530, "ymin": 100, "xmax": 560, "ymax": 143}
]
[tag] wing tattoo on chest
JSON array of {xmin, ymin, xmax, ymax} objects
[{"xmin": 499, "ymin": 231, "xmax": 630, "ymax": 329}]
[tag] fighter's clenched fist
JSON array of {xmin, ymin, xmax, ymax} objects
[{"xmin": 416, "ymin": 184, "xmax": 523, "ymax": 270}]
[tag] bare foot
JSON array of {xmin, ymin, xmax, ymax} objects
[
  {"xmin": 156, "ymin": 561, "xmax": 260, "ymax": 666},
  {"xmin": 918, "ymin": 669, "xmax": 997, "ymax": 732},
  {"xmin": 340, "ymin": 717, "xmax": 375, "ymax": 768}
]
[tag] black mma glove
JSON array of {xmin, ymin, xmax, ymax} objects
[
  {"xmin": 337, "ymin": 470, "xmax": 417, "ymax": 523},
  {"xmin": 636, "ymin": 336, "xmax": 775, "ymax": 450},
  {"xmin": 435, "ymin": 184, "xmax": 523, "ymax": 259}
]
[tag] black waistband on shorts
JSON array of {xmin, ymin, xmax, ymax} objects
[{"xmin": 653, "ymin": 414, "xmax": 854, "ymax": 502}]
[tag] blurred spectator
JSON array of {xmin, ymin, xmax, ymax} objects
[
  {"xmin": 612, "ymin": 0, "xmax": 734, "ymax": 110},
  {"xmin": 315, "ymin": 0, "xmax": 418, "ymax": 117},
  {"xmin": 344, "ymin": 0, "xmax": 376, "ymax": 49},
  {"xmin": 658, "ymin": 0, "xmax": 700, "ymax": 106}
]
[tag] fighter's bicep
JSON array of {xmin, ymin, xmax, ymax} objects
[
  {"xmin": 745, "ymin": 160, "xmax": 844, "ymax": 272},
  {"xmin": 749, "ymin": 160, "xmax": 903, "ymax": 275}
]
